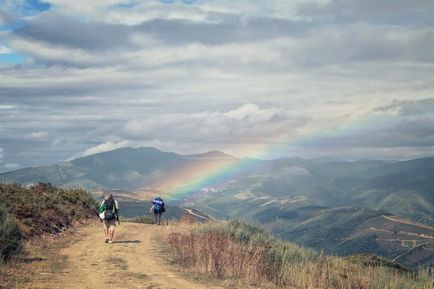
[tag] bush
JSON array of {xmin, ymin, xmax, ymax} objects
[
  {"xmin": 0, "ymin": 183, "xmax": 96, "ymax": 239},
  {"xmin": 0, "ymin": 205, "xmax": 22, "ymax": 262}
]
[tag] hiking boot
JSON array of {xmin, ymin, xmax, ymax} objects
[{"xmin": 105, "ymin": 239, "xmax": 109, "ymax": 243}]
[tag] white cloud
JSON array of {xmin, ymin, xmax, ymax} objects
[
  {"xmin": 224, "ymin": 104, "xmax": 277, "ymax": 121},
  {"xmin": 68, "ymin": 140, "xmax": 131, "ymax": 160},
  {"xmin": 0, "ymin": 45, "xmax": 13, "ymax": 54},
  {"xmin": 0, "ymin": 104, "xmax": 16, "ymax": 109},
  {"xmin": 29, "ymin": 131, "xmax": 49, "ymax": 140},
  {"xmin": 4, "ymin": 163, "xmax": 19, "ymax": 170},
  {"xmin": 120, "ymin": 104, "xmax": 307, "ymax": 149}
]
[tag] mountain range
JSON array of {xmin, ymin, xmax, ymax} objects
[{"xmin": 1, "ymin": 146, "xmax": 433, "ymax": 269}]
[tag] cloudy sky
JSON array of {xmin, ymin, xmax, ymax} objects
[{"xmin": 0, "ymin": 0, "xmax": 434, "ymax": 172}]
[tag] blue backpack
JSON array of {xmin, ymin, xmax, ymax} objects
[{"xmin": 153, "ymin": 198, "xmax": 165, "ymax": 214}]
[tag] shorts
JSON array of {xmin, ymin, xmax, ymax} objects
[{"xmin": 103, "ymin": 219, "xmax": 116, "ymax": 231}]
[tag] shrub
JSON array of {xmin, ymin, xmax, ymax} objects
[
  {"xmin": 0, "ymin": 183, "xmax": 96, "ymax": 239},
  {"xmin": 0, "ymin": 204, "xmax": 22, "ymax": 262}
]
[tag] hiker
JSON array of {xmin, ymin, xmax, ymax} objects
[
  {"xmin": 98, "ymin": 192, "xmax": 119, "ymax": 244},
  {"xmin": 150, "ymin": 196, "xmax": 165, "ymax": 225}
]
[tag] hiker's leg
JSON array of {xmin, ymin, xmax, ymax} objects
[
  {"xmin": 154, "ymin": 213, "xmax": 157, "ymax": 224},
  {"xmin": 103, "ymin": 221, "xmax": 109, "ymax": 240},
  {"xmin": 109, "ymin": 221, "xmax": 116, "ymax": 241},
  {"xmin": 157, "ymin": 213, "xmax": 161, "ymax": 225}
]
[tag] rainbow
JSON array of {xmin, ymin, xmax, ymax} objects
[{"xmin": 155, "ymin": 113, "xmax": 382, "ymax": 201}]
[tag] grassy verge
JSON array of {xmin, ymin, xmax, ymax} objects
[{"xmin": 167, "ymin": 220, "xmax": 433, "ymax": 289}]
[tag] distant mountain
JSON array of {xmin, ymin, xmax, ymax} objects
[
  {"xmin": 0, "ymin": 147, "xmax": 237, "ymax": 191},
  {"xmin": 1, "ymin": 146, "xmax": 433, "ymax": 269},
  {"xmin": 191, "ymin": 157, "xmax": 434, "ymax": 226}
]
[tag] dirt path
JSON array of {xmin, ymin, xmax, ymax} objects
[
  {"xmin": 36, "ymin": 221, "xmax": 226, "ymax": 289},
  {"xmin": 382, "ymin": 215, "xmax": 434, "ymax": 231}
]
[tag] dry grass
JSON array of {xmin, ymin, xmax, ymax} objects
[
  {"xmin": 0, "ymin": 227, "xmax": 79, "ymax": 289},
  {"xmin": 166, "ymin": 220, "xmax": 434, "ymax": 289}
]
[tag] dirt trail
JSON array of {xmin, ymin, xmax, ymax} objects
[
  {"xmin": 37, "ymin": 221, "xmax": 225, "ymax": 289},
  {"xmin": 382, "ymin": 215, "xmax": 434, "ymax": 231}
]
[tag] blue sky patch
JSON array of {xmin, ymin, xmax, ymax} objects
[
  {"xmin": 0, "ymin": 53, "xmax": 27, "ymax": 64},
  {"xmin": 0, "ymin": 20, "xmax": 26, "ymax": 32},
  {"xmin": 0, "ymin": 0, "xmax": 51, "ymax": 17},
  {"xmin": 26, "ymin": 0, "xmax": 51, "ymax": 13}
]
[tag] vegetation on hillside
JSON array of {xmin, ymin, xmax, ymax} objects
[
  {"xmin": 0, "ymin": 183, "xmax": 96, "ymax": 262},
  {"xmin": 167, "ymin": 220, "xmax": 433, "ymax": 289},
  {"xmin": 0, "ymin": 204, "xmax": 22, "ymax": 262}
]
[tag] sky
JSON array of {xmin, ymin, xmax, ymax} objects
[{"xmin": 0, "ymin": 0, "xmax": 434, "ymax": 172}]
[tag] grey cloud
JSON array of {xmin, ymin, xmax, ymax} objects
[
  {"xmin": 304, "ymin": 112, "xmax": 434, "ymax": 150},
  {"xmin": 396, "ymin": 116, "xmax": 434, "ymax": 138},
  {"xmin": 297, "ymin": 0, "xmax": 434, "ymax": 26},
  {"xmin": 1, "ymin": 1, "xmax": 434, "ymax": 170},
  {"xmin": 10, "ymin": 6, "xmax": 434, "ymax": 72},
  {"xmin": 119, "ymin": 106, "xmax": 308, "ymax": 144},
  {"xmin": 0, "ymin": 82, "xmax": 155, "ymax": 101},
  {"xmin": 374, "ymin": 98, "xmax": 434, "ymax": 116},
  {"xmin": 398, "ymin": 98, "xmax": 434, "ymax": 116},
  {"xmin": 290, "ymin": 23, "xmax": 434, "ymax": 68},
  {"xmin": 0, "ymin": 10, "xmax": 15, "ymax": 25},
  {"xmin": 12, "ymin": 11, "xmax": 312, "ymax": 54},
  {"xmin": 136, "ymin": 16, "xmax": 312, "ymax": 45},
  {"xmin": 14, "ymin": 12, "xmax": 135, "ymax": 52}
]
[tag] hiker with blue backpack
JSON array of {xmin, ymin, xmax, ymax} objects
[
  {"xmin": 98, "ymin": 192, "xmax": 119, "ymax": 243},
  {"xmin": 150, "ymin": 196, "xmax": 165, "ymax": 225}
]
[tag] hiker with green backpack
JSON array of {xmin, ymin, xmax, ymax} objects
[{"xmin": 98, "ymin": 192, "xmax": 119, "ymax": 244}]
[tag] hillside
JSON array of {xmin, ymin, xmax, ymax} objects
[
  {"xmin": 1, "ymin": 147, "xmax": 433, "ymax": 269},
  {"xmin": 167, "ymin": 220, "xmax": 433, "ymax": 289},
  {"xmin": 0, "ymin": 183, "xmax": 95, "ymax": 262}
]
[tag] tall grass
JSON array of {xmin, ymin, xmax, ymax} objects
[{"xmin": 167, "ymin": 220, "xmax": 433, "ymax": 289}]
